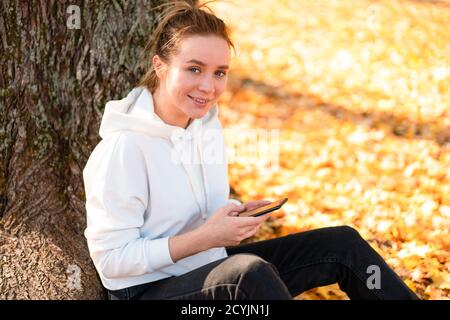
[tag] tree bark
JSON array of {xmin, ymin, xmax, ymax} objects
[{"xmin": 0, "ymin": 0, "xmax": 171, "ymax": 299}]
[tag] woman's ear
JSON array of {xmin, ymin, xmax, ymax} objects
[{"xmin": 152, "ymin": 55, "xmax": 166, "ymax": 79}]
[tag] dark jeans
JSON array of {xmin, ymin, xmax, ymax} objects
[{"xmin": 107, "ymin": 226, "xmax": 419, "ymax": 300}]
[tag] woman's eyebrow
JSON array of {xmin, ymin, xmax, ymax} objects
[{"xmin": 185, "ymin": 59, "xmax": 229, "ymax": 70}]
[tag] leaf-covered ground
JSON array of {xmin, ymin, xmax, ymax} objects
[{"xmin": 207, "ymin": 0, "xmax": 450, "ymax": 299}]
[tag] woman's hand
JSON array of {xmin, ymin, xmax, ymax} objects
[
  {"xmin": 197, "ymin": 203, "xmax": 271, "ymax": 249},
  {"xmin": 241, "ymin": 200, "xmax": 272, "ymax": 212}
]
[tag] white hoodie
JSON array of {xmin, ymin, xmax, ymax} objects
[{"xmin": 83, "ymin": 87, "xmax": 240, "ymax": 291}]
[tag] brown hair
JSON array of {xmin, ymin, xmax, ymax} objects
[{"xmin": 137, "ymin": 0, "xmax": 236, "ymax": 94}]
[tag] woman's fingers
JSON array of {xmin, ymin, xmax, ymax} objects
[
  {"xmin": 240, "ymin": 225, "xmax": 259, "ymax": 240},
  {"xmin": 228, "ymin": 211, "xmax": 240, "ymax": 217},
  {"xmin": 235, "ymin": 216, "xmax": 261, "ymax": 227},
  {"xmin": 234, "ymin": 214, "xmax": 270, "ymax": 228},
  {"xmin": 256, "ymin": 212, "xmax": 273, "ymax": 222},
  {"xmin": 256, "ymin": 200, "xmax": 272, "ymax": 205},
  {"xmin": 222, "ymin": 203, "xmax": 246, "ymax": 216},
  {"xmin": 244, "ymin": 200, "xmax": 272, "ymax": 211}
]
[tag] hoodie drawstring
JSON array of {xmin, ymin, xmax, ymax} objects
[{"xmin": 198, "ymin": 137, "xmax": 209, "ymax": 218}]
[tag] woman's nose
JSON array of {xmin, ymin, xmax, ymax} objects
[{"xmin": 197, "ymin": 75, "xmax": 215, "ymax": 93}]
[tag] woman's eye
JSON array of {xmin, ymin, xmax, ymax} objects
[
  {"xmin": 189, "ymin": 67, "xmax": 227, "ymax": 78},
  {"xmin": 217, "ymin": 71, "xmax": 227, "ymax": 77}
]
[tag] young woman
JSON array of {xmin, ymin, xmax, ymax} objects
[{"xmin": 83, "ymin": 1, "xmax": 419, "ymax": 300}]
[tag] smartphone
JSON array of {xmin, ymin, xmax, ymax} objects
[{"xmin": 238, "ymin": 198, "xmax": 288, "ymax": 217}]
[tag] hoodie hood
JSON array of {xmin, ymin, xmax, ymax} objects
[
  {"xmin": 98, "ymin": 86, "xmax": 223, "ymax": 219},
  {"xmin": 99, "ymin": 86, "xmax": 219, "ymax": 140}
]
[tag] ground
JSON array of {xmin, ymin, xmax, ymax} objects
[{"xmin": 206, "ymin": 0, "xmax": 450, "ymax": 300}]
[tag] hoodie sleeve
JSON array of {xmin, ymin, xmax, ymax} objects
[{"xmin": 83, "ymin": 133, "xmax": 174, "ymax": 279}]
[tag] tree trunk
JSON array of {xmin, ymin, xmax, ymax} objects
[{"xmin": 0, "ymin": 0, "xmax": 172, "ymax": 299}]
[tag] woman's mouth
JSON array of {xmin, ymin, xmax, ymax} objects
[{"xmin": 188, "ymin": 95, "xmax": 210, "ymax": 107}]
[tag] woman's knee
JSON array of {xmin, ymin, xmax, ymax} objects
[
  {"xmin": 228, "ymin": 253, "xmax": 273, "ymax": 270},
  {"xmin": 334, "ymin": 225, "xmax": 362, "ymax": 240},
  {"xmin": 225, "ymin": 254, "xmax": 289, "ymax": 298},
  {"xmin": 308, "ymin": 225, "xmax": 366, "ymax": 254},
  {"xmin": 225, "ymin": 254, "xmax": 279, "ymax": 280}
]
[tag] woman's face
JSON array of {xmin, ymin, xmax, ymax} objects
[{"xmin": 153, "ymin": 35, "xmax": 231, "ymax": 122}]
